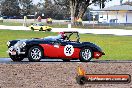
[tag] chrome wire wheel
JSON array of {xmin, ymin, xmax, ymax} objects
[
  {"xmin": 31, "ymin": 48, "xmax": 41, "ymax": 60},
  {"xmin": 81, "ymin": 49, "xmax": 92, "ymax": 60},
  {"xmin": 28, "ymin": 46, "xmax": 43, "ymax": 62},
  {"xmin": 80, "ymin": 47, "xmax": 93, "ymax": 62}
]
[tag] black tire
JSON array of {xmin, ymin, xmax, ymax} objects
[
  {"xmin": 46, "ymin": 28, "xmax": 52, "ymax": 32},
  {"xmin": 31, "ymin": 27, "xmax": 34, "ymax": 31},
  {"xmin": 39, "ymin": 27, "xmax": 43, "ymax": 31},
  {"xmin": 80, "ymin": 47, "xmax": 93, "ymax": 62},
  {"xmin": 62, "ymin": 59, "xmax": 70, "ymax": 62},
  {"xmin": 28, "ymin": 46, "xmax": 43, "ymax": 62},
  {"xmin": 9, "ymin": 54, "xmax": 24, "ymax": 62},
  {"xmin": 76, "ymin": 75, "xmax": 86, "ymax": 85}
]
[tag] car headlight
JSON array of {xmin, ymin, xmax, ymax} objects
[
  {"xmin": 14, "ymin": 41, "xmax": 26, "ymax": 48},
  {"xmin": 20, "ymin": 42, "xmax": 26, "ymax": 48},
  {"xmin": 7, "ymin": 41, "xmax": 10, "ymax": 46}
]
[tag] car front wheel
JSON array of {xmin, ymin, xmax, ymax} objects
[
  {"xmin": 46, "ymin": 28, "xmax": 52, "ymax": 32},
  {"xmin": 9, "ymin": 54, "xmax": 24, "ymax": 62},
  {"xmin": 31, "ymin": 27, "xmax": 34, "ymax": 31},
  {"xmin": 28, "ymin": 46, "xmax": 43, "ymax": 62},
  {"xmin": 80, "ymin": 47, "xmax": 93, "ymax": 62}
]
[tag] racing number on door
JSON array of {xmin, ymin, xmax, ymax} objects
[
  {"xmin": 64, "ymin": 45, "xmax": 74, "ymax": 56},
  {"xmin": 66, "ymin": 47, "xmax": 71, "ymax": 54}
]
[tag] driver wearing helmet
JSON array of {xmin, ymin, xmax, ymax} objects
[
  {"xmin": 44, "ymin": 32, "xmax": 67, "ymax": 41},
  {"xmin": 58, "ymin": 32, "xmax": 67, "ymax": 40}
]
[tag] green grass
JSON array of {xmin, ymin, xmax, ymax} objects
[
  {"xmin": 0, "ymin": 22, "xmax": 22, "ymax": 26},
  {"xmin": 0, "ymin": 30, "xmax": 132, "ymax": 60},
  {"xmin": 46, "ymin": 24, "xmax": 68, "ymax": 28},
  {"xmin": 0, "ymin": 30, "xmax": 57, "ymax": 57},
  {"xmin": 1, "ymin": 21, "xmax": 132, "ymax": 29},
  {"xmin": 0, "ymin": 21, "xmax": 68, "ymax": 28},
  {"xmin": 73, "ymin": 25, "xmax": 132, "ymax": 30},
  {"xmin": 80, "ymin": 34, "xmax": 132, "ymax": 60}
]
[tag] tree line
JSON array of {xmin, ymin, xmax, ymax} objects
[
  {"xmin": 1, "ymin": 0, "xmax": 130, "ymax": 20},
  {"xmin": 0, "ymin": 0, "xmax": 70, "ymax": 19}
]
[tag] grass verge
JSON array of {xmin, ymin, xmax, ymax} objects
[
  {"xmin": 1, "ymin": 21, "xmax": 132, "ymax": 29},
  {"xmin": 0, "ymin": 30, "xmax": 132, "ymax": 60},
  {"xmin": 0, "ymin": 22, "xmax": 23, "ymax": 26}
]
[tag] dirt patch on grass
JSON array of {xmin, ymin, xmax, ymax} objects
[{"xmin": 0, "ymin": 62, "xmax": 131, "ymax": 88}]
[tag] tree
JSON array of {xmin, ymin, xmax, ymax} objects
[
  {"xmin": 123, "ymin": 1, "xmax": 132, "ymax": 6},
  {"xmin": 19, "ymin": 0, "xmax": 33, "ymax": 16},
  {"xmin": 54, "ymin": 0, "xmax": 112, "ymax": 22},
  {"xmin": 44, "ymin": 0, "xmax": 54, "ymax": 18},
  {"xmin": 0, "ymin": 0, "xmax": 4, "ymax": 15},
  {"xmin": 43, "ymin": 0, "xmax": 70, "ymax": 19},
  {"xmin": 53, "ymin": 0, "xmax": 70, "ymax": 18},
  {"xmin": 70, "ymin": 0, "xmax": 113, "ymax": 22},
  {"xmin": 1, "ymin": 0, "xmax": 20, "ymax": 16}
]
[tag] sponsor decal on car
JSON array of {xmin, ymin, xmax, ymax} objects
[{"xmin": 76, "ymin": 66, "xmax": 131, "ymax": 85}]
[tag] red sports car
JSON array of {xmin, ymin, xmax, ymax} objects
[{"xmin": 7, "ymin": 31, "xmax": 105, "ymax": 62}]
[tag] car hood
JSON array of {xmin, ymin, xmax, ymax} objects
[{"xmin": 9, "ymin": 38, "xmax": 45, "ymax": 46}]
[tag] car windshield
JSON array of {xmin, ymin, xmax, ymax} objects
[
  {"xmin": 65, "ymin": 32, "xmax": 80, "ymax": 42},
  {"xmin": 44, "ymin": 37, "xmax": 56, "ymax": 41},
  {"xmin": 37, "ymin": 23, "xmax": 44, "ymax": 26},
  {"xmin": 44, "ymin": 35, "xmax": 62, "ymax": 41},
  {"xmin": 33, "ymin": 23, "xmax": 44, "ymax": 26},
  {"xmin": 43, "ymin": 32, "xmax": 80, "ymax": 42}
]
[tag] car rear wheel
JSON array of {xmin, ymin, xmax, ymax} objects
[
  {"xmin": 39, "ymin": 27, "xmax": 43, "ymax": 31},
  {"xmin": 31, "ymin": 27, "xmax": 34, "ymax": 31},
  {"xmin": 9, "ymin": 54, "xmax": 24, "ymax": 62},
  {"xmin": 80, "ymin": 47, "xmax": 93, "ymax": 62},
  {"xmin": 28, "ymin": 46, "xmax": 43, "ymax": 62}
]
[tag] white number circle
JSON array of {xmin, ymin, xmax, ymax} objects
[{"xmin": 64, "ymin": 45, "xmax": 74, "ymax": 56}]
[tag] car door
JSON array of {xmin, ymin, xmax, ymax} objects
[
  {"xmin": 43, "ymin": 40, "xmax": 80, "ymax": 59},
  {"xmin": 33, "ymin": 24, "xmax": 38, "ymax": 30},
  {"xmin": 59, "ymin": 41, "xmax": 81, "ymax": 59},
  {"xmin": 40, "ymin": 40, "xmax": 80, "ymax": 59},
  {"xmin": 40, "ymin": 41, "xmax": 62, "ymax": 58}
]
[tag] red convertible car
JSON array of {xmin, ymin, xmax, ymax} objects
[{"xmin": 7, "ymin": 31, "xmax": 105, "ymax": 62}]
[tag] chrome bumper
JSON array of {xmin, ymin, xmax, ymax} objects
[{"xmin": 7, "ymin": 46, "xmax": 25, "ymax": 55}]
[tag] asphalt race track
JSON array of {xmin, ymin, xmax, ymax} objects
[
  {"xmin": 0, "ymin": 58, "xmax": 132, "ymax": 63},
  {"xmin": 0, "ymin": 58, "xmax": 132, "ymax": 88}
]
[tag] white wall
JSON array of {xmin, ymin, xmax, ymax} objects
[
  {"xmin": 114, "ymin": 12, "xmax": 126, "ymax": 23},
  {"xmin": 98, "ymin": 11, "xmax": 132, "ymax": 23},
  {"xmin": 99, "ymin": 12, "xmax": 108, "ymax": 23},
  {"xmin": 127, "ymin": 12, "xmax": 132, "ymax": 23}
]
